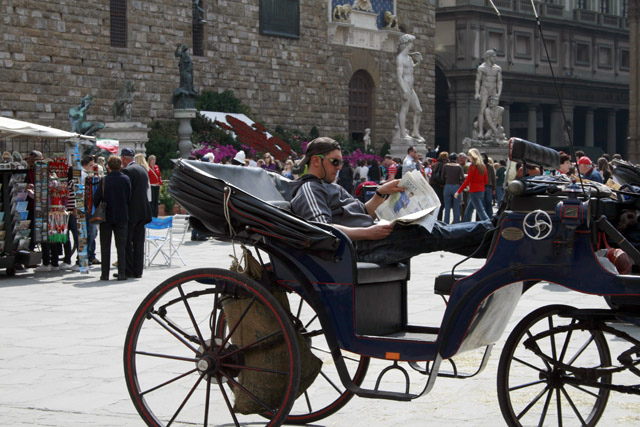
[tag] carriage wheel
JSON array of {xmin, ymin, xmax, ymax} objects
[
  {"xmin": 124, "ymin": 268, "xmax": 301, "ymax": 427},
  {"xmin": 497, "ymin": 305, "xmax": 612, "ymax": 427},
  {"xmin": 283, "ymin": 293, "xmax": 370, "ymax": 424}
]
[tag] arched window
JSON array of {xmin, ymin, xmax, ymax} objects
[
  {"xmin": 110, "ymin": 0, "xmax": 127, "ymax": 48},
  {"xmin": 349, "ymin": 70, "xmax": 374, "ymax": 143}
]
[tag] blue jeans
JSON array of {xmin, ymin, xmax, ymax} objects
[
  {"xmin": 356, "ymin": 220, "xmax": 493, "ymax": 265},
  {"xmin": 484, "ymin": 185, "xmax": 494, "ymax": 218},
  {"xmin": 442, "ymin": 184, "xmax": 460, "ymax": 224},
  {"xmin": 86, "ymin": 219, "xmax": 97, "ymax": 261},
  {"xmin": 464, "ymin": 191, "xmax": 489, "ymax": 222},
  {"xmin": 495, "ymin": 185, "xmax": 504, "ymax": 205}
]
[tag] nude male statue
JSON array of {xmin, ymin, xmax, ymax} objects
[
  {"xmin": 475, "ymin": 49, "xmax": 502, "ymax": 139},
  {"xmin": 483, "ymin": 95, "xmax": 505, "ymax": 140},
  {"xmin": 396, "ymin": 34, "xmax": 424, "ymax": 142}
]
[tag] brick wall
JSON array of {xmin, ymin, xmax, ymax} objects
[{"xmin": 1, "ymin": 0, "xmax": 435, "ymax": 151}]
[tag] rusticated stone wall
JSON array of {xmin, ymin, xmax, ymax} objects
[{"xmin": 0, "ymin": 0, "xmax": 435, "ymax": 151}]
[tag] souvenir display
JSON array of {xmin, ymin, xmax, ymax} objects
[
  {"xmin": 47, "ymin": 157, "xmax": 69, "ymax": 244},
  {"xmin": 71, "ymin": 143, "xmax": 90, "ymax": 273}
]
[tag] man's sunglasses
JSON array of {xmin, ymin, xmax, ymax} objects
[{"xmin": 316, "ymin": 155, "xmax": 343, "ymax": 167}]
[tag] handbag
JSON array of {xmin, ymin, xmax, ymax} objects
[{"xmin": 89, "ymin": 179, "xmax": 107, "ymax": 224}]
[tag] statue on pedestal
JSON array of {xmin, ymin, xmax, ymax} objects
[
  {"xmin": 363, "ymin": 128, "xmax": 371, "ymax": 151},
  {"xmin": 111, "ymin": 81, "xmax": 135, "ymax": 122},
  {"xmin": 396, "ymin": 34, "xmax": 424, "ymax": 142},
  {"xmin": 172, "ymin": 44, "xmax": 197, "ymax": 109},
  {"xmin": 475, "ymin": 49, "xmax": 502, "ymax": 139},
  {"xmin": 69, "ymin": 94, "xmax": 104, "ymax": 136},
  {"xmin": 353, "ymin": 0, "xmax": 374, "ymax": 12}
]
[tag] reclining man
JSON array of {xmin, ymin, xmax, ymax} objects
[{"xmin": 291, "ymin": 138, "xmax": 493, "ymax": 265}]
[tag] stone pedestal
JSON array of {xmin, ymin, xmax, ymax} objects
[
  {"xmin": 328, "ymin": 10, "xmax": 401, "ymax": 53},
  {"xmin": 174, "ymin": 108, "xmax": 197, "ymax": 158},
  {"xmin": 97, "ymin": 122, "xmax": 149, "ymax": 154},
  {"xmin": 389, "ymin": 134, "xmax": 427, "ymax": 159},
  {"xmin": 461, "ymin": 137, "xmax": 509, "ymax": 162}
]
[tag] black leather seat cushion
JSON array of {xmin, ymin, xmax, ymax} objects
[
  {"xmin": 510, "ymin": 137, "xmax": 560, "ymax": 170},
  {"xmin": 357, "ymin": 262, "xmax": 408, "ymax": 284}
]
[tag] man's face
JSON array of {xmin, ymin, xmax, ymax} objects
[
  {"xmin": 26, "ymin": 153, "xmax": 43, "ymax": 167},
  {"xmin": 318, "ymin": 149, "xmax": 342, "ymax": 183},
  {"xmin": 559, "ymin": 160, "xmax": 571, "ymax": 174},
  {"xmin": 83, "ymin": 161, "xmax": 95, "ymax": 171},
  {"xmin": 458, "ymin": 155, "xmax": 466, "ymax": 165},
  {"xmin": 409, "ymin": 149, "xmax": 417, "ymax": 160},
  {"xmin": 578, "ymin": 163, "xmax": 591, "ymax": 174}
]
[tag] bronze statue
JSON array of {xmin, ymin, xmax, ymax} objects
[
  {"xmin": 111, "ymin": 81, "xmax": 135, "ymax": 121},
  {"xmin": 172, "ymin": 44, "xmax": 197, "ymax": 109},
  {"xmin": 69, "ymin": 94, "xmax": 105, "ymax": 136}
]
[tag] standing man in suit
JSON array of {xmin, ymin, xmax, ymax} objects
[{"xmin": 121, "ymin": 148, "xmax": 152, "ymax": 278}]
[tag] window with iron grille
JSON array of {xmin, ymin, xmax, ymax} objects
[
  {"xmin": 260, "ymin": 0, "xmax": 300, "ymax": 39},
  {"xmin": 193, "ymin": 0, "xmax": 205, "ymax": 56},
  {"xmin": 110, "ymin": 0, "xmax": 127, "ymax": 48}
]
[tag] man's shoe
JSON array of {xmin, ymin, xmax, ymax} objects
[
  {"xmin": 50, "ymin": 265, "xmax": 60, "ymax": 271},
  {"xmin": 99, "ymin": 276, "xmax": 109, "ymax": 281},
  {"xmin": 59, "ymin": 262, "xmax": 72, "ymax": 270},
  {"xmin": 90, "ymin": 258, "xmax": 101, "ymax": 265},
  {"xmin": 70, "ymin": 264, "xmax": 81, "ymax": 272},
  {"xmin": 34, "ymin": 265, "xmax": 51, "ymax": 272},
  {"xmin": 113, "ymin": 273, "xmax": 127, "ymax": 280}
]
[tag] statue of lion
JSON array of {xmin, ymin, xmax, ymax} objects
[
  {"xmin": 333, "ymin": 4, "xmax": 352, "ymax": 21},
  {"xmin": 111, "ymin": 81, "xmax": 135, "ymax": 122},
  {"xmin": 384, "ymin": 11, "xmax": 399, "ymax": 30}
]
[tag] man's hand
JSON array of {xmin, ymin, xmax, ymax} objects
[
  {"xmin": 377, "ymin": 179, "xmax": 404, "ymax": 196},
  {"xmin": 474, "ymin": 93, "xmax": 481, "ymax": 101},
  {"xmin": 453, "ymin": 192, "xmax": 459, "ymax": 199},
  {"xmin": 365, "ymin": 224, "xmax": 394, "ymax": 240}
]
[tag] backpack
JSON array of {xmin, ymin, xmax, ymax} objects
[{"xmin": 430, "ymin": 162, "xmax": 445, "ymax": 186}]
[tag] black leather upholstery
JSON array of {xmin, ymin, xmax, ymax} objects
[
  {"xmin": 357, "ymin": 262, "xmax": 409, "ymax": 284},
  {"xmin": 509, "ymin": 137, "xmax": 560, "ymax": 170}
]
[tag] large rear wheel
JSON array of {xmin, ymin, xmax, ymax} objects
[
  {"xmin": 497, "ymin": 305, "xmax": 612, "ymax": 427},
  {"xmin": 124, "ymin": 268, "xmax": 301, "ymax": 427}
]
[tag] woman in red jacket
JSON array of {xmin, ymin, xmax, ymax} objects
[
  {"xmin": 147, "ymin": 154, "xmax": 162, "ymax": 218},
  {"xmin": 454, "ymin": 148, "xmax": 488, "ymax": 221}
]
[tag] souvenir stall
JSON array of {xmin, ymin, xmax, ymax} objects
[{"xmin": 0, "ymin": 117, "xmax": 95, "ymax": 275}]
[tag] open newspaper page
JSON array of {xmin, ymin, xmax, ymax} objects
[{"xmin": 375, "ymin": 170, "xmax": 441, "ymax": 232}]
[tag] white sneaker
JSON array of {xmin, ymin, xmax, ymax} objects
[
  {"xmin": 34, "ymin": 265, "xmax": 52, "ymax": 272},
  {"xmin": 50, "ymin": 265, "xmax": 60, "ymax": 271},
  {"xmin": 59, "ymin": 262, "xmax": 72, "ymax": 270},
  {"xmin": 70, "ymin": 264, "xmax": 80, "ymax": 271}
]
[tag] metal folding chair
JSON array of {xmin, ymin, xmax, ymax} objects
[
  {"xmin": 169, "ymin": 214, "xmax": 190, "ymax": 266},
  {"xmin": 145, "ymin": 216, "xmax": 173, "ymax": 267}
]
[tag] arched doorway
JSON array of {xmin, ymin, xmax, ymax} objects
[
  {"xmin": 349, "ymin": 70, "xmax": 374, "ymax": 143},
  {"xmin": 435, "ymin": 66, "xmax": 450, "ymax": 151}
]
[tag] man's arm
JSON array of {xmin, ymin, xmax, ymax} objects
[
  {"xmin": 497, "ymin": 65, "xmax": 503, "ymax": 97},
  {"xmin": 475, "ymin": 66, "xmax": 483, "ymax": 100}
]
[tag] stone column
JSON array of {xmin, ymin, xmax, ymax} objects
[
  {"xmin": 550, "ymin": 103, "xmax": 574, "ymax": 146},
  {"xmin": 607, "ymin": 109, "xmax": 617, "ymax": 155},
  {"xmin": 527, "ymin": 104, "xmax": 537, "ymax": 142},
  {"xmin": 585, "ymin": 108, "xmax": 594, "ymax": 147},
  {"xmin": 174, "ymin": 108, "xmax": 197, "ymax": 158},
  {"xmin": 629, "ymin": 0, "xmax": 640, "ymax": 162}
]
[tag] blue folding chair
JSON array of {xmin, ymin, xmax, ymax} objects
[{"xmin": 145, "ymin": 216, "xmax": 173, "ymax": 267}]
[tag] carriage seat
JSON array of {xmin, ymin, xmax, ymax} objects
[
  {"xmin": 434, "ymin": 268, "xmax": 478, "ymax": 296},
  {"xmin": 356, "ymin": 262, "xmax": 409, "ymax": 284},
  {"xmin": 509, "ymin": 137, "xmax": 560, "ymax": 170}
]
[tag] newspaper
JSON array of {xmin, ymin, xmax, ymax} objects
[{"xmin": 375, "ymin": 170, "xmax": 441, "ymax": 232}]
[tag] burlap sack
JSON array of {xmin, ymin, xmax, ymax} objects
[{"xmin": 222, "ymin": 289, "xmax": 322, "ymax": 414}]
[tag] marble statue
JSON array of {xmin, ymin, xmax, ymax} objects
[
  {"xmin": 384, "ymin": 11, "xmax": 399, "ymax": 30},
  {"xmin": 111, "ymin": 81, "xmax": 135, "ymax": 122},
  {"xmin": 475, "ymin": 49, "xmax": 502, "ymax": 139},
  {"xmin": 352, "ymin": 0, "xmax": 374, "ymax": 12},
  {"xmin": 172, "ymin": 43, "xmax": 197, "ymax": 109},
  {"xmin": 483, "ymin": 95, "xmax": 505, "ymax": 140},
  {"xmin": 333, "ymin": 4, "xmax": 351, "ymax": 21},
  {"xmin": 69, "ymin": 94, "xmax": 105, "ymax": 136},
  {"xmin": 396, "ymin": 34, "xmax": 424, "ymax": 142},
  {"xmin": 363, "ymin": 128, "xmax": 371, "ymax": 150}
]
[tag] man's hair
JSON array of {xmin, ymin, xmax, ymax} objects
[
  {"xmin": 560, "ymin": 153, "xmax": 571, "ymax": 164},
  {"xmin": 484, "ymin": 48, "xmax": 497, "ymax": 59},
  {"xmin": 407, "ymin": 146, "xmax": 415, "ymax": 154},
  {"xmin": 107, "ymin": 155, "xmax": 122, "ymax": 171},
  {"xmin": 81, "ymin": 155, "xmax": 94, "ymax": 167},
  {"xmin": 384, "ymin": 154, "xmax": 393, "ymax": 160},
  {"xmin": 398, "ymin": 34, "xmax": 415, "ymax": 52}
]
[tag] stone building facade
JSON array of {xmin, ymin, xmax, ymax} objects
[
  {"xmin": 436, "ymin": 0, "xmax": 630, "ymax": 157},
  {"xmin": 0, "ymin": 0, "xmax": 436, "ymax": 153}
]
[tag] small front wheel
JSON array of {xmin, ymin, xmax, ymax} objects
[
  {"xmin": 124, "ymin": 268, "xmax": 301, "ymax": 427},
  {"xmin": 497, "ymin": 305, "xmax": 612, "ymax": 427}
]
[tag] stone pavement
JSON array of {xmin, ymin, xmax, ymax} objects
[{"xmin": 0, "ymin": 238, "xmax": 637, "ymax": 426}]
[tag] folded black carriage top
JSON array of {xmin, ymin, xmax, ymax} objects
[{"xmin": 169, "ymin": 159, "xmax": 340, "ymax": 257}]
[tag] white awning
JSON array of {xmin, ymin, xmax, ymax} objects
[{"xmin": 0, "ymin": 117, "xmax": 95, "ymax": 140}]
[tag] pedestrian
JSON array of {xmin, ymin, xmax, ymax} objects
[
  {"xmin": 337, "ymin": 158, "xmax": 353, "ymax": 193},
  {"xmin": 454, "ymin": 148, "xmax": 489, "ymax": 222},
  {"xmin": 597, "ymin": 157, "xmax": 612, "ymax": 183},
  {"xmin": 94, "ymin": 155, "xmax": 130, "ymax": 281},
  {"xmin": 430, "ymin": 152, "xmax": 448, "ymax": 221},
  {"xmin": 577, "ymin": 156, "xmax": 603, "ymax": 183},
  {"xmin": 60, "ymin": 165, "xmax": 80, "ymax": 271},
  {"xmin": 367, "ymin": 158, "xmax": 382, "ymax": 184},
  {"xmin": 81, "ymin": 155, "xmax": 100, "ymax": 265},
  {"xmin": 482, "ymin": 154, "xmax": 496, "ymax": 217},
  {"xmin": 281, "ymin": 159, "xmax": 295, "ymax": 180},
  {"xmin": 495, "ymin": 159, "xmax": 506, "ymax": 205},
  {"xmin": 121, "ymin": 148, "xmax": 152, "ymax": 279},
  {"xmin": 147, "ymin": 154, "xmax": 162, "ymax": 218},
  {"xmin": 442, "ymin": 153, "xmax": 465, "ymax": 224}
]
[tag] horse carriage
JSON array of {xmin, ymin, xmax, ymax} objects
[{"xmin": 123, "ymin": 138, "xmax": 639, "ymax": 426}]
